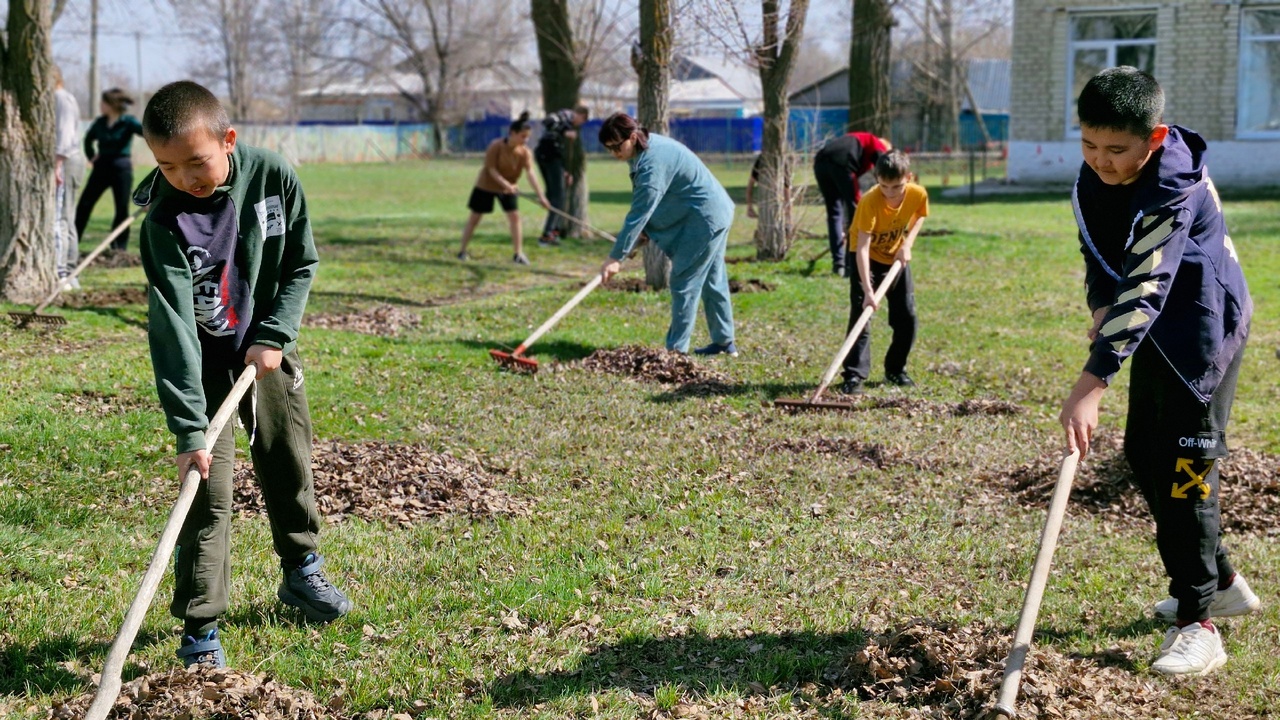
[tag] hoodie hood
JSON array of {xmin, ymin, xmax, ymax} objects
[{"xmin": 1136, "ymin": 125, "xmax": 1207, "ymax": 213}]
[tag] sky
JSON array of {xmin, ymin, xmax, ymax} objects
[{"xmin": 45, "ymin": 0, "xmax": 863, "ymax": 108}]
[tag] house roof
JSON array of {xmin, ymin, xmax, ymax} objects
[
  {"xmin": 961, "ymin": 59, "xmax": 1010, "ymax": 114},
  {"xmin": 789, "ymin": 58, "xmax": 1011, "ymax": 114},
  {"xmin": 299, "ymin": 66, "xmax": 538, "ymax": 99}
]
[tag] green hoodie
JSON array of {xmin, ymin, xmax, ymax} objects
[{"xmin": 135, "ymin": 143, "xmax": 319, "ymax": 454}]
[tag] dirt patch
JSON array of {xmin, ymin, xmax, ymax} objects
[
  {"xmin": 51, "ymin": 665, "xmax": 345, "ymax": 719},
  {"xmin": 728, "ymin": 278, "xmax": 775, "ymax": 293},
  {"xmin": 56, "ymin": 286, "xmax": 149, "ymax": 308},
  {"xmin": 916, "ymin": 228, "xmax": 955, "ymax": 238},
  {"xmin": 234, "ymin": 441, "xmax": 530, "ymax": 527},
  {"xmin": 566, "ymin": 346, "xmax": 732, "ymax": 387},
  {"xmin": 307, "ymin": 304, "xmax": 420, "ymax": 337},
  {"xmin": 831, "ymin": 619, "xmax": 1169, "ymax": 719},
  {"xmin": 979, "ymin": 432, "xmax": 1280, "ymax": 537},
  {"xmin": 55, "ymin": 388, "xmax": 152, "ymax": 416},
  {"xmin": 86, "ymin": 249, "xmax": 143, "ymax": 269},
  {"xmin": 767, "ymin": 437, "xmax": 938, "ymax": 472},
  {"xmin": 724, "ymin": 255, "xmax": 757, "ymax": 265},
  {"xmin": 598, "ymin": 277, "xmax": 652, "ymax": 293}
]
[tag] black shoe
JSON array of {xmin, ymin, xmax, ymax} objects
[
  {"xmin": 538, "ymin": 232, "xmax": 561, "ymax": 247},
  {"xmin": 833, "ymin": 264, "xmax": 846, "ymax": 277},
  {"xmin": 839, "ymin": 379, "xmax": 864, "ymax": 395},
  {"xmin": 885, "ymin": 372, "xmax": 915, "ymax": 387}
]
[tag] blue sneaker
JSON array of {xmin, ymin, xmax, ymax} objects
[
  {"xmin": 278, "ymin": 553, "xmax": 353, "ymax": 622},
  {"xmin": 693, "ymin": 342, "xmax": 738, "ymax": 358},
  {"xmin": 176, "ymin": 628, "xmax": 226, "ymax": 668}
]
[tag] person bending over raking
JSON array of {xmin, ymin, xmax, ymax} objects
[
  {"xmin": 597, "ymin": 113, "xmax": 738, "ymax": 357},
  {"xmin": 136, "ymin": 81, "xmax": 353, "ymax": 669},
  {"xmin": 1060, "ymin": 67, "xmax": 1259, "ymax": 678}
]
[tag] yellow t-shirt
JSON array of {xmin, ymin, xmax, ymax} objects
[{"xmin": 850, "ymin": 183, "xmax": 929, "ymax": 265}]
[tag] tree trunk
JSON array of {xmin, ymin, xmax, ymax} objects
[
  {"xmin": 634, "ymin": 0, "xmax": 672, "ymax": 289},
  {"xmin": 0, "ymin": 0, "xmax": 57, "ymax": 303},
  {"xmin": 530, "ymin": 0, "xmax": 587, "ymax": 236},
  {"xmin": 754, "ymin": 0, "xmax": 808, "ymax": 261},
  {"xmin": 849, "ymin": 0, "xmax": 894, "ymax": 138}
]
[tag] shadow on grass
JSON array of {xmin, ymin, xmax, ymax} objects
[
  {"xmin": 453, "ymin": 337, "xmax": 601, "ymax": 365},
  {"xmin": 0, "ymin": 630, "xmax": 166, "ymax": 697},
  {"xmin": 486, "ymin": 629, "xmax": 869, "ymax": 716},
  {"xmin": 1031, "ymin": 616, "xmax": 1169, "ymax": 673},
  {"xmin": 75, "ymin": 306, "xmax": 148, "ymax": 331}
]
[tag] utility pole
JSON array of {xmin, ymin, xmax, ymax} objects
[{"xmin": 89, "ymin": 0, "xmax": 99, "ymax": 107}]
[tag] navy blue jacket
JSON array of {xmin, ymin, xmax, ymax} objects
[{"xmin": 1073, "ymin": 125, "xmax": 1251, "ymax": 403}]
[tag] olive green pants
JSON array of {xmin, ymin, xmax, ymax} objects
[{"xmin": 170, "ymin": 350, "xmax": 321, "ymax": 629}]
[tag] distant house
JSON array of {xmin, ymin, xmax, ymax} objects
[
  {"xmin": 581, "ymin": 54, "xmax": 764, "ymax": 119},
  {"xmin": 789, "ymin": 59, "xmax": 1011, "ymax": 151},
  {"xmin": 1009, "ymin": 1, "xmax": 1280, "ymax": 185},
  {"xmin": 296, "ymin": 66, "xmax": 543, "ymax": 124}
]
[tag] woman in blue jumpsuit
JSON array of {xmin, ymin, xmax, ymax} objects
[{"xmin": 597, "ymin": 113, "xmax": 737, "ymax": 356}]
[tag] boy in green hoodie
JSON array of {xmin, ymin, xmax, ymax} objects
[{"xmin": 135, "ymin": 81, "xmax": 352, "ymax": 669}]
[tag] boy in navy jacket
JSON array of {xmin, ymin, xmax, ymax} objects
[{"xmin": 1060, "ymin": 67, "xmax": 1258, "ymax": 677}]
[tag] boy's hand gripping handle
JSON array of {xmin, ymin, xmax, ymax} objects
[{"xmin": 809, "ymin": 260, "xmax": 903, "ymax": 403}]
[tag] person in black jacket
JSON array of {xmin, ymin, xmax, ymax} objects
[
  {"xmin": 75, "ymin": 88, "xmax": 144, "ymax": 250},
  {"xmin": 534, "ymin": 105, "xmax": 589, "ymax": 247},
  {"xmin": 1061, "ymin": 67, "xmax": 1258, "ymax": 677}
]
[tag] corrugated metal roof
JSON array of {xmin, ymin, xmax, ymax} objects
[
  {"xmin": 961, "ymin": 59, "xmax": 1010, "ymax": 113},
  {"xmin": 790, "ymin": 58, "xmax": 1010, "ymax": 114}
]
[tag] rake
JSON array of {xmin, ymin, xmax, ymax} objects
[
  {"xmin": 9, "ymin": 209, "xmax": 144, "ymax": 328},
  {"xmin": 986, "ymin": 449, "xmax": 1081, "ymax": 720},
  {"xmin": 490, "ymin": 272, "xmax": 604, "ymax": 373},
  {"xmin": 774, "ymin": 260, "xmax": 902, "ymax": 411},
  {"xmin": 83, "ymin": 365, "xmax": 258, "ymax": 720},
  {"xmin": 521, "ymin": 192, "xmax": 617, "ymax": 243}
]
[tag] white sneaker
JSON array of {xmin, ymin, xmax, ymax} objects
[
  {"xmin": 1153, "ymin": 574, "xmax": 1261, "ymax": 621},
  {"xmin": 1151, "ymin": 623, "xmax": 1227, "ymax": 676}
]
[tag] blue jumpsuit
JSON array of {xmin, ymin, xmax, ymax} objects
[{"xmin": 608, "ymin": 134, "xmax": 736, "ymax": 353}]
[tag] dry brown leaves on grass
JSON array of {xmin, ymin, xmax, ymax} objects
[
  {"xmin": 50, "ymin": 666, "xmax": 345, "ymax": 720},
  {"xmin": 830, "ymin": 619, "xmax": 1169, "ymax": 719},
  {"xmin": 767, "ymin": 437, "xmax": 938, "ymax": 472},
  {"xmin": 728, "ymin": 279, "xmax": 775, "ymax": 293},
  {"xmin": 85, "ymin": 249, "xmax": 143, "ymax": 268},
  {"xmin": 306, "ymin": 305, "xmax": 420, "ymax": 337},
  {"xmin": 56, "ymin": 286, "xmax": 149, "ymax": 309},
  {"xmin": 233, "ymin": 441, "xmax": 530, "ymax": 527},
  {"xmin": 980, "ymin": 432, "xmax": 1280, "ymax": 537},
  {"xmin": 567, "ymin": 346, "xmax": 732, "ymax": 388},
  {"xmin": 54, "ymin": 389, "xmax": 152, "ymax": 416},
  {"xmin": 780, "ymin": 395, "xmax": 1023, "ymax": 418}
]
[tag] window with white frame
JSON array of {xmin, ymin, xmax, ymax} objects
[
  {"xmin": 1239, "ymin": 7, "xmax": 1280, "ymax": 137},
  {"xmin": 1066, "ymin": 11, "xmax": 1158, "ymax": 136}
]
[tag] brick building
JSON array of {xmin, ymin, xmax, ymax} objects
[{"xmin": 1010, "ymin": 1, "xmax": 1280, "ymax": 185}]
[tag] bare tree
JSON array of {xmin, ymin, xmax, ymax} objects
[
  {"xmin": 278, "ymin": 0, "xmax": 345, "ymax": 123},
  {"xmin": 849, "ymin": 0, "xmax": 895, "ymax": 137},
  {"xmin": 896, "ymin": 0, "xmax": 1011, "ymax": 149},
  {"xmin": 169, "ymin": 0, "xmax": 276, "ymax": 121},
  {"xmin": 0, "ymin": 0, "xmax": 57, "ymax": 303},
  {"xmin": 632, "ymin": 0, "xmax": 672, "ymax": 288},
  {"xmin": 696, "ymin": 1, "xmax": 809, "ymax": 261},
  {"xmin": 349, "ymin": 0, "xmax": 523, "ymax": 154}
]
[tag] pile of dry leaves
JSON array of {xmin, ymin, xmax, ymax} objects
[
  {"xmin": 307, "ymin": 305, "xmax": 420, "ymax": 337},
  {"xmin": 234, "ymin": 441, "xmax": 530, "ymax": 527},
  {"xmin": 87, "ymin": 249, "xmax": 144, "ymax": 269},
  {"xmin": 980, "ymin": 432, "xmax": 1280, "ymax": 537},
  {"xmin": 57, "ymin": 287, "xmax": 149, "ymax": 309},
  {"xmin": 570, "ymin": 346, "xmax": 732, "ymax": 387},
  {"xmin": 55, "ymin": 389, "xmax": 151, "ymax": 416},
  {"xmin": 728, "ymin": 279, "xmax": 775, "ymax": 293},
  {"xmin": 50, "ymin": 666, "xmax": 344, "ymax": 720},
  {"xmin": 781, "ymin": 396, "xmax": 1023, "ymax": 418},
  {"xmin": 599, "ymin": 277, "xmax": 651, "ymax": 293},
  {"xmin": 832, "ymin": 619, "xmax": 1168, "ymax": 719}
]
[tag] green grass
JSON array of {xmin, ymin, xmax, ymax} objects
[{"xmin": 2, "ymin": 157, "xmax": 1279, "ymax": 718}]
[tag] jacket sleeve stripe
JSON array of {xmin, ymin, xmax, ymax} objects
[{"xmin": 1131, "ymin": 215, "xmax": 1174, "ymax": 255}]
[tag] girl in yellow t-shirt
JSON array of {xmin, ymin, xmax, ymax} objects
[{"xmin": 839, "ymin": 149, "xmax": 929, "ymax": 394}]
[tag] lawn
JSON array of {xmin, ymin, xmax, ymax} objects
[{"xmin": 1, "ymin": 155, "xmax": 1278, "ymax": 719}]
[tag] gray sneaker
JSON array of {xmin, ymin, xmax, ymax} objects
[
  {"xmin": 513, "ymin": 252, "xmax": 531, "ymax": 265},
  {"xmin": 176, "ymin": 628, "xmax": 226, "ymax": 668},
  {"xmin": 278, "ymin": 553, "xmax": 353, "ymax": 622}
]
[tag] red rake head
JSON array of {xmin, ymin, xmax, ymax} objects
[{"xmin": 489, "ymin": 349, "xmax": 540, "ymax": 373}]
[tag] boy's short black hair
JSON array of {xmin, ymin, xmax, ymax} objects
[
  {"xmin": 1077, "ymin": 66, "xmax": 1164, "ymax": 137},
  {"xmin": 143, "ymin": 81, "xmax": 231, "ymax": 144},
  {"xmin": 874, "ymin": 149, "xmax": 911, "ymax": 180}
]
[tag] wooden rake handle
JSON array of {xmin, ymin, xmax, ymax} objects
[
  {"xmin": 520, "ymin": 192, "xmax": 620, "ymax": 243},
  {"xmin": 84, "ymin": 365, "xmax": 258, "ymax": 720},
  {"xmin": 989, "ymin": 449, "xmax": 1081, "ymax": 720},
  {"xmin": 512, "ymin": 273, "xmax": 604, "ymax": 356},
  {"xmin": 34, "ymin": 207, "xmax": 146, "ymax": 315},
  {"xmin": 808, "ymin": 260, "xmax": 904, "ymax": 403}
]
